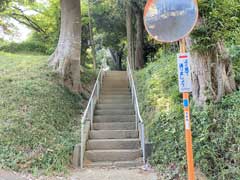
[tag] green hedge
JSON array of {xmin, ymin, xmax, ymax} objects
[
  {"xmin": 135, "ymin": 52, "xmax": 240, "ymax": 179},
  {"xmin": 0, "ymin": 41, "xmax": 53, "ymax": 55},
  {"xmin": 230, "ymin": 45, "xmax": 240, "ymax": 86}
]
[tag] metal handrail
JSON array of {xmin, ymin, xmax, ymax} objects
[
  {"xmin": 126, "ymin": 59, "xmax": 146, "ymax": 164},
  {"xmin": 80, "ymin": 67, "xmax": 105, "ymax": 168}
]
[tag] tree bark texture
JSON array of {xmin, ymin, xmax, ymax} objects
[
  {"xmin": 49, "ymin": 0, "xmax": 81, "ymax": 93},
  {"xmin": 186, "ymin": 38, "xmax": 236, "ymax": 106},
  {"xmin": 135, "ymin": 6, "xmax": 144, "ymax": 69},
  {"xmin": 190, "ymin": 51, "xmax": 213, "ymax": 107},
  {"xmin": 215, "ymin": 41, "xmax": 236, "ymax": 102},
  {"xmin": 88, "ymin": 0, "xmax": 97, "ymax": 70},
  {"xmin": 126, "ymin": 3, "xmax": 134, "ymax": 69}
]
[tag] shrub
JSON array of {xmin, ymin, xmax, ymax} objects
[
  {"xmin": 192, "ymin": 93, "xmax": 240, "ymax": 179},
  {"xmin": 0, "ymin": 41, "xmax": 50, "ymax": 55},
  {"xmin": 135, "ymin": 51, "xmax": 240, "ymax": 179},
  {"xmin": 230, "ymin": 45, "xmax": 240, "ymax": 86}
]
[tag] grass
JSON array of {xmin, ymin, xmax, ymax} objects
[{"xmin": 0, "ymin": 52, "xmax": 83, "ymax": 174}]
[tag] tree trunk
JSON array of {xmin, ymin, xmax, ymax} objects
[
  {"xmin": 190, "ymin": 51, "xmax": 213, "ymax": 107},
  {"xmin": 187, "ymin": 38, "xmax": 236, "ymax": 106},
  {"xmin": 126, "ymin": 2, "xmax": 134, "ymax": 69},
  {"xmin": 215, "ymin": 41, "xmax": 236, "ymax": 102},
  {"xmin": 88, "ymin": 0, "xmax": 97, "ymax": 70},
  {"xmin": 135, "ymin": 6, "xmax": 144, "ymax": 69},
  {"xmin": 49, "ymin": 0, "xmax": 81, "ymax": 93}
]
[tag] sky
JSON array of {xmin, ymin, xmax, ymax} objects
[
  {"xmin": 0, "ymin": 0, "xmax": 49, "ymax": 43},
  {"xmin": 0, "ymin": 20, "xmax": 32, "ymax": 42}
]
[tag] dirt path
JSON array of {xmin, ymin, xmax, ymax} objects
[
  {"xmin": 0, "ymin": 167, "xmax": 160, "ymax": 180},
  {"xmin": 0, "ymin": 169, "xmax": 28, "ymax": 180}
]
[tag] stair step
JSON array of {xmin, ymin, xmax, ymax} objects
[
  {"xmin": 101, "ymin": 92, "xmax": 131, "ymax": 96},
  {"xmin": 102, "ymin": 88, "xmax": 130, "ymax": 93},
  {"xmin": 96, "ymin": 104, "xmax": 133, "ymax": 110},
  {"xmin": 106, "ymin": 71, "xmax": 127, "ymax": 76},
  {"xmin": 102, "ymin": 87, "xmax": 130, "ymax": 91},
  {"xmin": 87, "ymin": 139, "xmax": 140, "ymax": 150},
  {"xmin": 93, "ymin": 122, "xmax": 136, "ymax": 130},
  {"xmin": 85, "ymin": 149, "xmax": 141, "ymax": 162},
  {"xmin": 103, "ymin": 86, "xmax": 129, "ymax": 89},
  {"xmin": 103, "ymin": 80, "xmax": 128, "ymax": 83},
  {"xmin": 84, "ymin": 159, "xmax": 143, "ymax": 168},
  {"xmin": 94, "ymin": 115, "xmax": 135, "ymax": 123},
  {"xmin": 104, "ymin": 77, "xmax": 127, "ymax": 79},
  {"xmin": 102, "ymin": 90, "xmax": 130, "ymax": 93},
  {"xmin": 102, "ymin": 82, "xmax": 129, "ymax": 89},
  {"xmin": 103, "ymin": 83, "xmax": 129, "ymax": 86},
  {"xmin": 105, "ymin": 71, "xmax": 126, "ymax": 73},
  {"xmin": 99, "ymin": 99, "xmax": 132, "ymax": 104},
  {"xmin": 105, "ymin": 71, "xmax": 126, "ymax": 74},
  {"xmin": 95, "ymin": 109, "xmax": 134, "ymax": 115},
  {"xmin": 89, "ymin": 130, "xmax": 138, "ymax": 139},
  {"xmin": 104, "ymin": 77, "xmax": 127, "ymax": 80},
  {"xmin": 99, "ymin": 97, "xmax": 131, "ymax": 101},
  {"xmin": 103, "ymin": 87, "xmax": 129, "ymax": 90},
  {"xmin": 101, "ymin": 95, "xmax": 131, "ymax": 99}
]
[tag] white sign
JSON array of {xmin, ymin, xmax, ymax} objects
[
  {"xmin": 184, "ymin": 111, "xmax": 190, "ymax": 129},
  {"xmin": 177, "ymin": 53, "xmax": 192, "ymax": 93}
]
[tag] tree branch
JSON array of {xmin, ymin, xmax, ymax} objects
[
  {"xmin": 10, "ymin": 6, "xmax": 47, "ymax": 35},
  {"xmin": 10, "ymin": 12, "xmax": 47, "ymax": 35}
]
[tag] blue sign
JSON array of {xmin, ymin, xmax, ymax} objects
[
  {"xmin": 177, "ymin": 53, "xmax": 192, "ymax": 92},
  {"xmin": 183, "ymin": 99, "xmax": 189, "ymax": 107}
]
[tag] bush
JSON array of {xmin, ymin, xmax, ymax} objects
[
  {"xmin": 230, "ymin": 45, "xmax": 240, "ymax": 86},
  {"xmin": 135, "ymin": 51, "xmax": 240, "ymax": 179},
  {"xmin": 0, "ymin": 41, "xmax": 50, "ymax": 55},
  {"xmin": 191, "ymin": 93, "xmax": 240, "ymax": 179}
]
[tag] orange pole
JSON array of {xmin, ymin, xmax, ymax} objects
[{"xmin": 180, "ymin": 39, "xmax": 195, "ymax": 180}]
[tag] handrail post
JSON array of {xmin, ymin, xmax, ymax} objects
[
  {"xmin": 141, "ymin": 123, "xmax": 146, "ymax": 163},
  {"xmin": 90, "ymin": 99, "xmax": 94, "ymax": 130},
  {"xmin": 131, "ymin": 85, "xmax": 134, "ymax": 103},
  {"xmin": 97, "ymin": 80, "xmax": 100, "ymax": 101},
  {"xmin": 100, "ymin": 70, "xmax": 104, "ymax": 87},
  {"xmin": 135, "ymin": 106, "xmax": 138, "ymax": 130},
  {"xmin": 80, "ymin": 120, "xmax": 84, "ymax": 168}
]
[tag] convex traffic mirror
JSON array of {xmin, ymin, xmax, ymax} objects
[{"xmin": 144, "ymin": 0, "xmax": 198, "ymax": 42}]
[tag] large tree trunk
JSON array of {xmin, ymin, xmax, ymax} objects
[
  {"xmin": 187, "ymin": 38, "xmax": 236, "ymax": 106},
  {"xmin": 190, "ymin": 51, "xmax": 213, "ymax": 107},
  {"xmin": 215, "ymin": 41, "xmax": 236, "ymax": 102},
  {"xmin": 49, "ymin": 0, "xmax": 81, "ymax": 93},
  {"xmin": 135, "ymin": 6, "xmax": 144, "ymax": 69},
  {"xmin": 88, "ymin": 0, "xmax": 97, "ymax": 70},
  {"xmin": 126, "ymin": 2, "xmax": 134, "ymax": 69}
]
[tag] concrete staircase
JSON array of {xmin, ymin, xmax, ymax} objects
[{"xmin": 84, "ymin": 71, "xmax": 142, "ymax": 167}]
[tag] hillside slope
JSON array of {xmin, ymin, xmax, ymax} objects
[
  {"xmin": 135, "ymin": 52, "xmax": 240, "ymax": 179},
  {"xmin": 0, "ymin": 52, "xmax": 91, "ymax": 173}
]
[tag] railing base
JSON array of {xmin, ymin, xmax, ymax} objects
[{"xmin": 72, "ymin": 144, "xmax": 81, "ymax": 167}]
